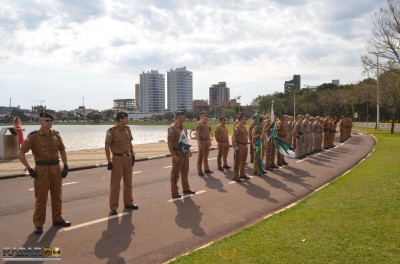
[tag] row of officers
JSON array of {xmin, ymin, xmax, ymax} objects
[
  {"xmin": 169, "ymin": 111, "xmax": 352, "ymax": 198},
  {"xmin": 17, "ymin": 111, "xmax": 352, "ymax": 234}
]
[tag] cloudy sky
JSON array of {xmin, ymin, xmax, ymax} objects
[{"xmin": 0, "ymin": 0, "xmax": 385, "ymax": 111}]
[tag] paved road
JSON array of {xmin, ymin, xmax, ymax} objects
[{"xmin": 0, "ymin": 131, "xmax": 375, "ymax": 263}]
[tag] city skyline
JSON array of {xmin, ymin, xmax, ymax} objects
[{"xmin": 0, "ymin": 0, "xmax": 384, "ymax": 111}]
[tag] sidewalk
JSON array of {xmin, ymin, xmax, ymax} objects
[{"xmin": 0, "ymin": 138, "xmax": 223, "ymax": 179}]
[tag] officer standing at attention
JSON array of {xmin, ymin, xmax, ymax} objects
[
  {"xmin": 168, "ymin": 111, "xmax": 194, "ymax": 199},
  {"xmin": 232, "ymin": 114, "xmax": 250, "ymax": 182},
  {"xmin": 248, "ymin": 115, "xmax": 257, "ymax": 163},
  {"xmin": 105, "ymin": 112, "xmax": 138, "ymax": 216},
  {"xmin": 215, "ymin": 116, "xmax": 231, "ymax": 171},
  {"xmin": 276, "ymin": 114, "xmax": 288, "ymax": 166},
  {"xmin": 196, "ymin": 112, "xmax": 213, "ymax": 176},
  {"xmin": 18, "ymin": 113, "xmax": 71, "ymax": 235}
]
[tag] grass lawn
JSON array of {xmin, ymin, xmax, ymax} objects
[{"xmin": 170, "ymin": 128, "xmax": 400, "ymax": 263}]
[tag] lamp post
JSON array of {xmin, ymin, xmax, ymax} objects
[
  {"xmin": 236, "ymin": 95, "xmax": 241, "ymax": 114},
  {"xmin": 369, "ymin": 51, "xmax": 383, "ymax": 130}
]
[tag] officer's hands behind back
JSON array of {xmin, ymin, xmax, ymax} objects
[{"xmin": 107, "ymin": 162, "xmax": 113, "ymax": 170}]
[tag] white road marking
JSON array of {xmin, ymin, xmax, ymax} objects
[
  {"xmin": 228, "ymin": 177, "xmax": 253, "ymax": 184},
  {"xmin": 133, "ymin": 171, "xmax": 142, "ymax": 174},
  {"xmin": 167, "ymin": 190, "xmax": 206, "ymax": 202},
  {"xmin": 208, "ymin": 158, "xmax": 217, "ymax": 160},
  {"xmin": 163, "ymin": 166, "xmax": 172, "ymax": 168},
  {"xmin": 61, "ymin": 212, "xmax": 129, "ymax": 232},
  {"xmin": 29, "ymin": 181, "xmax": 78, "ymax": 191}
]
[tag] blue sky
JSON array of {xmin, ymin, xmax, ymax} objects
[{"xmin": 0, "ymin": 0, "xmax": 385, "ymax": 111}]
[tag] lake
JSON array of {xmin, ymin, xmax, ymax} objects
[{"xmin": 0, "ymin": 125, "xmax": 170, "ymax": 151}]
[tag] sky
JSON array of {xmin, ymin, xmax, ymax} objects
[{"xmin": 0, "ymin": 0, "xmax": 386, "ymax": 111}]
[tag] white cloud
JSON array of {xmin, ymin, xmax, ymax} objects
[{"xmin": 0, "ymin": 0, "xmax": 386, "ymax": 110}]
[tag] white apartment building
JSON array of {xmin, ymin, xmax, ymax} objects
[
  {"xmin": 139, "ymin": 70, "xmax": 165, "ymax": 114},
  {"xmin": 167, "ymin": 66, "xmax": 193, "ymax": 113}
]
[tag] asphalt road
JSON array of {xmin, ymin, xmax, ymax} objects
[{"xmin": 0, "ymin": 131, "xmax": 375, "ymax": 263}]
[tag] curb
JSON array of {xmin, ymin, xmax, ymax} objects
[{"xmin": 0, "ymin": 147, "xmax": 219, "ymax": 181}]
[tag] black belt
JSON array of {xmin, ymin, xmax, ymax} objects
[
  {"xmin": 113, "ymin": 153, "xmax": 131, "ymax": 157},
  {"xmin": 237, "ymin": 142, "xmax": 247, "ymax": 145},
  {"xmin": 35, "ymin": 160, "xmax": 59, "ymax": 166}
]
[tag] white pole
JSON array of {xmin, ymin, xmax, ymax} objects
[{"xmin": 376, "ymin": 53, "xmax": 380, "ymax": 131}]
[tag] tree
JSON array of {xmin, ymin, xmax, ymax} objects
[
  {"xmin": 362, "ymin": 0, "xmax": 400, "ymax": 74},
  {"xmin": 378, "ymin": 66, "xmax": 400, "ymax": 133},
  {"xmin": 163, "ymin": 112, "xmax": 174, "ymax": 121}
]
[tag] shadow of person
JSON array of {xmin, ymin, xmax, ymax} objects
[
  {"xmin": 13, "ymin": 226, "xmax": 59, "ymax": 264},
  {"xmin": 199, "ymin": 174, "xmax": 227, "ymax": 193},
  {"xmin": 94, "ymin": 212, "xmax": 134, "ymax": 264},
  {"xmin": 239, "ymin": 179, "xmax": 278, "ymax": 203},
  {"xmin": 174, "ymin": 198, "xmax": 205, "ymax": 237}
]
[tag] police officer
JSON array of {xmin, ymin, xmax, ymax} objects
[
  {"xmin": 196, "ymin": 112, "xmax": 212, "ymax": 176},
  {"xmin": 168, "ymin": 111, "xmax": 194, "ymax": 199},
  {"xmin": 18, "ymin": 113, "xmax": 71, "ymax": 234},
  {"xmin": 276, "ymin": 114, "xmax": 288, "ymax": 166},
  {"xmin": 215, "ymin": 116, "xmax": 231, "ymax": 171},
  {"xmin": 248, "ymin": 115, "xmax": 257, "ymax": 163},
  {"xmin": 105, "ymin": 112, "xmax": 138, "ymax": 216},
  {"xmin": 232, "ymin": 114, "xmax": 249, "ymax": 182},
  {"xmin": 292, "ymin": 115, "xmax": 304, "ymax": 159}
]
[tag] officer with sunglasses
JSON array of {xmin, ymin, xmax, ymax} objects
[{"xmin": 18, "ymin": 113, "xmax": 71, "ymax": 235}]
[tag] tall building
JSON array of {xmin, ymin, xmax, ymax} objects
[
  {"xmin": 167, "ymin": 66, "xmax": 193, "ymax": 113},
  {"xmin": 209, "ymin": 82, "xmax": 230, "ymax": 111},
  {"xmin": 284, "ymin": 74, "xmax": 301, "ymax": 93},
  {"xmin": 135, "ymin": 83, "xmax": 140, "ymax": 110},
  {"xmin": 139, "ymin": 70, "xmax": 165, "ymax": 114},
  {"xmin": 332, "ymin": 79, "xmax": 340, "ymax": 86},
  {"xmin": 113, "ymin": 99, "xmax": 135, "ymax": 110}
]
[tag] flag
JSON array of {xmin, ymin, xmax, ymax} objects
[
  {"xmin": 269, "ymin": 101, "xmax": 295, "ymax": 158},
  {"xmin": 178, "ymin": 129, "xmax": 191, "ymax": 157}
]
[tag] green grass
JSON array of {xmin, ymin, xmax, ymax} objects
[{"xmin": 170, "ymin": 128, "xmax": 400, "ymax": 264}]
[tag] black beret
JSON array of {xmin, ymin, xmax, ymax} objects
[
  {"xmin": 116, "ymin": 112, "xmax": 128, "ymax": 121},
  {"xmin": 175, "ymin": 111, "xmax": 185, "ymax": 116},
  {"xmin": 200, "ymin": 112, "xmax": 208, "ymax": 116},
  {"xmin": 39, "ymin": 113, "xmax": 53, "ymax": 120}
]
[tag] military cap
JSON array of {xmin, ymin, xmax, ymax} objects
[
  {"xmin": 175, "ymin": 111, "xmax": 185, "ymax": 116},
  {"xmin": 39, "ymin": 112, "xmax": 53, "ymax": 120},
  {"xmin": 219, "ymin": 116, "xmax": 227, "ymax": 121},
  {"xmin": 200, "ymin": 111, "xmax": 208, "ymax": 116},
  {"xmin": 116, "ymin": 112, "xmax": 128, "ymax": 121},
  {"xmin": 252, "ymin": 115, "xmax": 257, "ymax": 120}
]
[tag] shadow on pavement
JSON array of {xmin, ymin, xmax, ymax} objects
[
  {"xmin": 199, "ymin": 174, "xmax": 227, "ymax": 193},
  {"xmin": 174, "ymin": 198, "xmax": 205, "ymax": 237},
  {"xmin": 16, "ymin": 226, "xmax": 59, "ymax": 264},
  {"xmin": 238, "ymin": 179, "xmax": 278, "ymax": 203},
  {"xmin": 94, "ymin": 212, "xmax": 134, "ymax": 264}
]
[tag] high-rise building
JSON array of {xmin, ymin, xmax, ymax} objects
[
  {"xmin": 167, "ymin": 66, "xmax": 193, "ymax": 112},
  {"xmin": 113, "ymin": 99, "xmax": 135, "ymax": 110},
  {"xmin": 209, "ymin": 82, "xmax": 230, "ymax": 111},
  {"xmin": 284, "ymin": 74, "xmax": 301, "ymax": 93},
  {"xmin": 139, "ymin": 70, "xmax": 165, "ymax": 114},
  {"xmin": 135, "ymin": 83, "xmax": 140, "ymax": 110}
]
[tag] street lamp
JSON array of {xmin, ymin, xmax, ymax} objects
[
  {"xmin": 369, "ymin": 51, "xmax": 383, "ymax": 130},
  {"xmin": 236, "ymin": 96, "xmax": 241, "ymax": 113}
]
